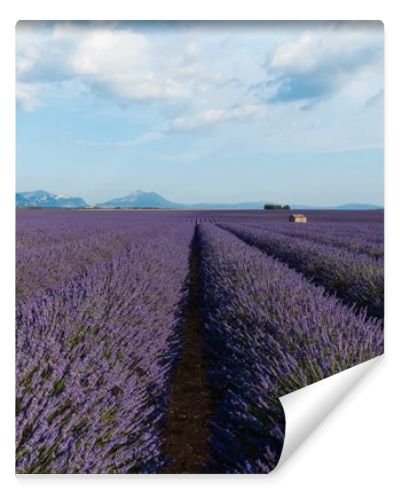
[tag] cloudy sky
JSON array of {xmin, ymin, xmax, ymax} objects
[{"xmin": 16, "ymin": 21, "xmax": 384, "ymax": 205}]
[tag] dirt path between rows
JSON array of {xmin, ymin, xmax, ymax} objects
[{"xmin": 161, "ymin": 225, "xmax": 212, "ymax": 473}]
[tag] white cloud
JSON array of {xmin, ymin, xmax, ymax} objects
[
  {"xmin": 68, "ymin": 27, "xmax": 190, "ymax": 100},
  {"xmin": 68, "ymin": 29, "xmax": 148, "ymax": 75},
  {"xmin": 271, "ymin": 24, "xmax": 381, "ymax": 74},
  {"xmin": 74, "ymin": 130, "xmax": 164, "ymax": 147},
  {"xmin": 15, "ymin": 21, "xmax": 265, "ymax": 117},
  {"xmin": 165, "ymin": 105, "xmax": 268, "ymax": 132},
  {"xmin": 15, "ymin": 20, "xmax": 383, "ymax": 148},
  {"xmin": 271, "ymin": 31, "xmax": 319, "ymax": 73},
  {"xmin": 16, "ymin": 23, "xmax": 193, "ymax": 108},
  {"xmin": 265, "ymin": 22, "xmax": 383, "ymax": 104},
  {"xmin": 16, "ymin": 82, "xmax": 41, "ymax": 111}
]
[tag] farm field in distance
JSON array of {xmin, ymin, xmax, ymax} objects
[{"xmin": 16, "ymin": 208, "xmax": 384, "ymax": 474}]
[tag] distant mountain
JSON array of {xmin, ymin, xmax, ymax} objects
[
  {"xmin": 189, "ymin": 202, "xmax": 264, "ymax": 209},
  {"xmin": 96, "ymin": 190, "xmax": 182, "ymax": 209},
  {"xmin": 16, "ymin": 189, "xmax": 383, "ymax": 211},
  {"xmin": 97, "ymin": 192, "xmax": 382, "ymax": 210},
  {"xmin": 292, "ymin": 203, "xmax": 383, "ymax": 210},
  {"xmin": 97, "ymin": 191, "xmax": 266, "ymax": 209},
  {"xmin": 335, "ymin": 203, "xmax": 383, "ymax": 210},
  {"xmin": 16, "ymin": 190, "xmax": 88, "ymax": 208}
]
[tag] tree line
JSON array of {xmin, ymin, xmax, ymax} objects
[{"xmin": 263, "ymin": 204, "xmax": 291, "ymax": 210}]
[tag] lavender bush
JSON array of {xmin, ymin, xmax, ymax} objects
[
  {"xmin": 220, "ymin": 223, "xmax": 384, "ymax": 319},
  {"xmin": 16, "ymin": 208, "xmax": 384, "ymax": 474},
  {"xmin": 16, "ymin": 221, "xmax": 194, "ymax": 473},
  {"xmin": 238, "ymin": 222, "xmax": 383, "ymax": 258},
  {"xmin": 197, "ymin": 223, "xmax": 383, "ymax": 473}
]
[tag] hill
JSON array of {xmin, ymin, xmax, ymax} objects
[{"xmin": 16, "ymin": 190, "xmax": 88, "ymax": 208}]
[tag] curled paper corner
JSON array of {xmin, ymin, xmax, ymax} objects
[{"xmin": 273, "ymin": 355, "xmax": 384, "ymax": 473}]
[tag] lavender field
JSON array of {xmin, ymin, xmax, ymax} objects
[{"xmin": 16, "ymin": 209, "xmax": 384, "ymax": 474}]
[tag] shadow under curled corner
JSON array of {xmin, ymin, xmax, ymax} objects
[{"xmin": 271, "ymin": 355, "xmax": 383, "ymax": 474}]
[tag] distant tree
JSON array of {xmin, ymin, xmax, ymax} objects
[{"xmin": 263, "ymin": 203, "xmax": 290, "ymax": 210}]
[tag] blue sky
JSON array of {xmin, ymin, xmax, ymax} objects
[{"xmin": 16, "ymin": 21, "xmax": 384, "ymax": 206}]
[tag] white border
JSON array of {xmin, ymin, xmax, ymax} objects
[{"xmin": 2, "ymin": 2, "xmax": 399, "ymax": 498}]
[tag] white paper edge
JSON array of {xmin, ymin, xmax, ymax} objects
[{"xmin": 274, "ymin": 355, "xmax": 383, "ymax": 472}]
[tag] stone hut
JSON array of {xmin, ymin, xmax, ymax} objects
[{"xmin": 289, "ymin": 213, "xmax": 307, "ymax": 223}]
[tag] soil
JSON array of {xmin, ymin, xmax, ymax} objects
[{"xmin": 161, "ymin": 227, "xmax": 212, "ymax": 473}]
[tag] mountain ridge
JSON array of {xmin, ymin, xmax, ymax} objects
[
  {"xmin": 16, "ymin": 190, "xmax": 383, "ymax": 210},
  {"xmin": 96, "ymin": 190, "xmax": 182, "ymax": 209},
  {"xmin": 16, "ymin": 190, "xmax": 88, "ymax": 208}
]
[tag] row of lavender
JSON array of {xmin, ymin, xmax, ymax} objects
[
  {"xmin": 218, "ymin": 223, "xmax": 384, "ymax": 319},
  {"xmin": 16, "ymin": 209, "xmax": 384, "ymax": 473},
  {"xmin": 197, "ymin": 223, "xmax": 383, "ymax": 473},
  {"xmin": 236, "ymin": 222, "xmax": 383, "ymax": 258},
  {"xmin": 208, "ymin": 209, "xmax": 383, "ymax": 258},
  {"xmin": 16, "ymin": 217, "xmax": 194, "ymax": 473},
  {"xmin": 16, "ymin": 210, "xmax": 195, "ymax": 301},
  {"xmin": 206, "ymin": 208, "xmax": 384, "ymax": 224}
]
